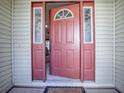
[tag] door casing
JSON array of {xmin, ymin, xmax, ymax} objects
[{"xmin": 31, "ymin": 1, "xmax": 95, "ymax": 81}]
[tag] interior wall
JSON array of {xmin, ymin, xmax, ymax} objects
[
  {"xmin": 13, "ymin": 0, "xmax": 114, "ymax": 86},
  {"xmin": 115, "ymin": 0, "xmax": 124, "ymax": 92},
  {"xmin": 0, "ymin": 0, "xmax": 13, "ymax": 93}
]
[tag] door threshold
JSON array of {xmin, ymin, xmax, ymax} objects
[{"xmin": 46, "ymin": 74, "xmax": 80, "ymax": 83}]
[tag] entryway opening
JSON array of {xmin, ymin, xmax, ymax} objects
[
  {"xmin": 45, "ymin": 2, "xmax": 81, "ymax": 82},
  {"xmin": 32, "ymin": 1, "xmax": 95, "ymax": 81}
]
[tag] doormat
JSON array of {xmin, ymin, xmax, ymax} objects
[{"xmin": 44, "ymin": 86, "xmax": 85, "ymax": 93}]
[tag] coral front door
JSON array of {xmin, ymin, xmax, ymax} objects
[{"xmin": 50, "ymin": 4, "xmax": 80, "ymax": 79}]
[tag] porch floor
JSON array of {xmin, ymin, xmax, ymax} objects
[{"xmin": 8, "ymin": 87, "xmax": 119, "ymax": 93}]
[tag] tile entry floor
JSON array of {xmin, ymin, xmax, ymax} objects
[{"xmin": 8, "ymin": 87, "xmax": 119, "ymax": 93}]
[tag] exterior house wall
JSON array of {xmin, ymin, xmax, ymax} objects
[
  {"xmin": 95, "ymin": 0, "xmax": 114, "ymax": 84},
  {"xmin": 13, "ymin": 0, "xmax": 114, "ymax": 86},
  {"xmin": 115, "ymin": 0, "xmax": 124, "ymax": 93},
  {"xmin": 0, "ymin": 0, "xmax": 13, "ymax": 93}
]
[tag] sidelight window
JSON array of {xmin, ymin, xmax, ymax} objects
[
  {"xmin": 33, "ymin": 7, "xmax": 43, "ymax": 44},
  {"xmin": 83, "ymin": 7, "xmax": 93, "ymax": 43}
]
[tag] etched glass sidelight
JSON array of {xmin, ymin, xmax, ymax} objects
[
  {"xmin": 84, "ymin": 7, "xmax": 93, "ymax": 43},
  {"xmin": 33, "ymin": 7, "xmax": 43, "ymax": 43}
]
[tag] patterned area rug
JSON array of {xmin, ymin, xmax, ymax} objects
[{"xmin": 44, "ymin": 86, "xmax": 85, "ymax": 93}]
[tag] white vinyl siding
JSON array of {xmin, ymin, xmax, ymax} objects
[
  {"xmin": 0, "ymin": 0, "xmax": 13, "ymax": 93},
  {"xmin": 13, "ymin": 0, "xmax": 32, "ymax": 84},
  {"xmin": 13, "ymin": 0, "xmax": 114, "ymax": 86},
  {"xmin": 95, "ymin": 0, "xmax": 114, "ymax": 84},
  {"xmin": 115, "ymin": 0, "xmax": 124, "ymax": 92}
]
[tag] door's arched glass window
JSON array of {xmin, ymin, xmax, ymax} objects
[{"xmin": 54, "ymin": 9, "xmax": 73, "ymax": 20}]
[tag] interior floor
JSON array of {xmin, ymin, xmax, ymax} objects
[
  {"xmin": 8, "ymin": 87, "xmax": 119, "ymax": 93},
  {"xmin": 46, "ymin": 63, "xmax": 80, "ymax": 82}
]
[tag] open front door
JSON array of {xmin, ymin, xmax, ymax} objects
[
  {"xmin": 50, "ymin": 4, "xmax": 80, "ymax": 79},
  {"xmin": 32, "ymin": 2, "xmax": 46, "ymax": 80}
]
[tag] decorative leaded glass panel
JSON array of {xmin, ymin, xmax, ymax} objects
[
  {"xmin": 84, "ymin": 7, "xmax": 93, "ymax": 43},
  {"xmin": 54, "ymin": 9, "xmax": 73, "ymax": 20},
  {"xmin": 33, "ymin": 7, "xmax": 43, "ymax": 43}
]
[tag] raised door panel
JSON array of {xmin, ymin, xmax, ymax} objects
[{"xmin": 66, "ymin": 21, "xmax": 74, "ymax": 44}]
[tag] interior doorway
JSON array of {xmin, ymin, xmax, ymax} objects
[{"xmin": 45, "ymin": 2, "xmax": 80, "ymax": 81}]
